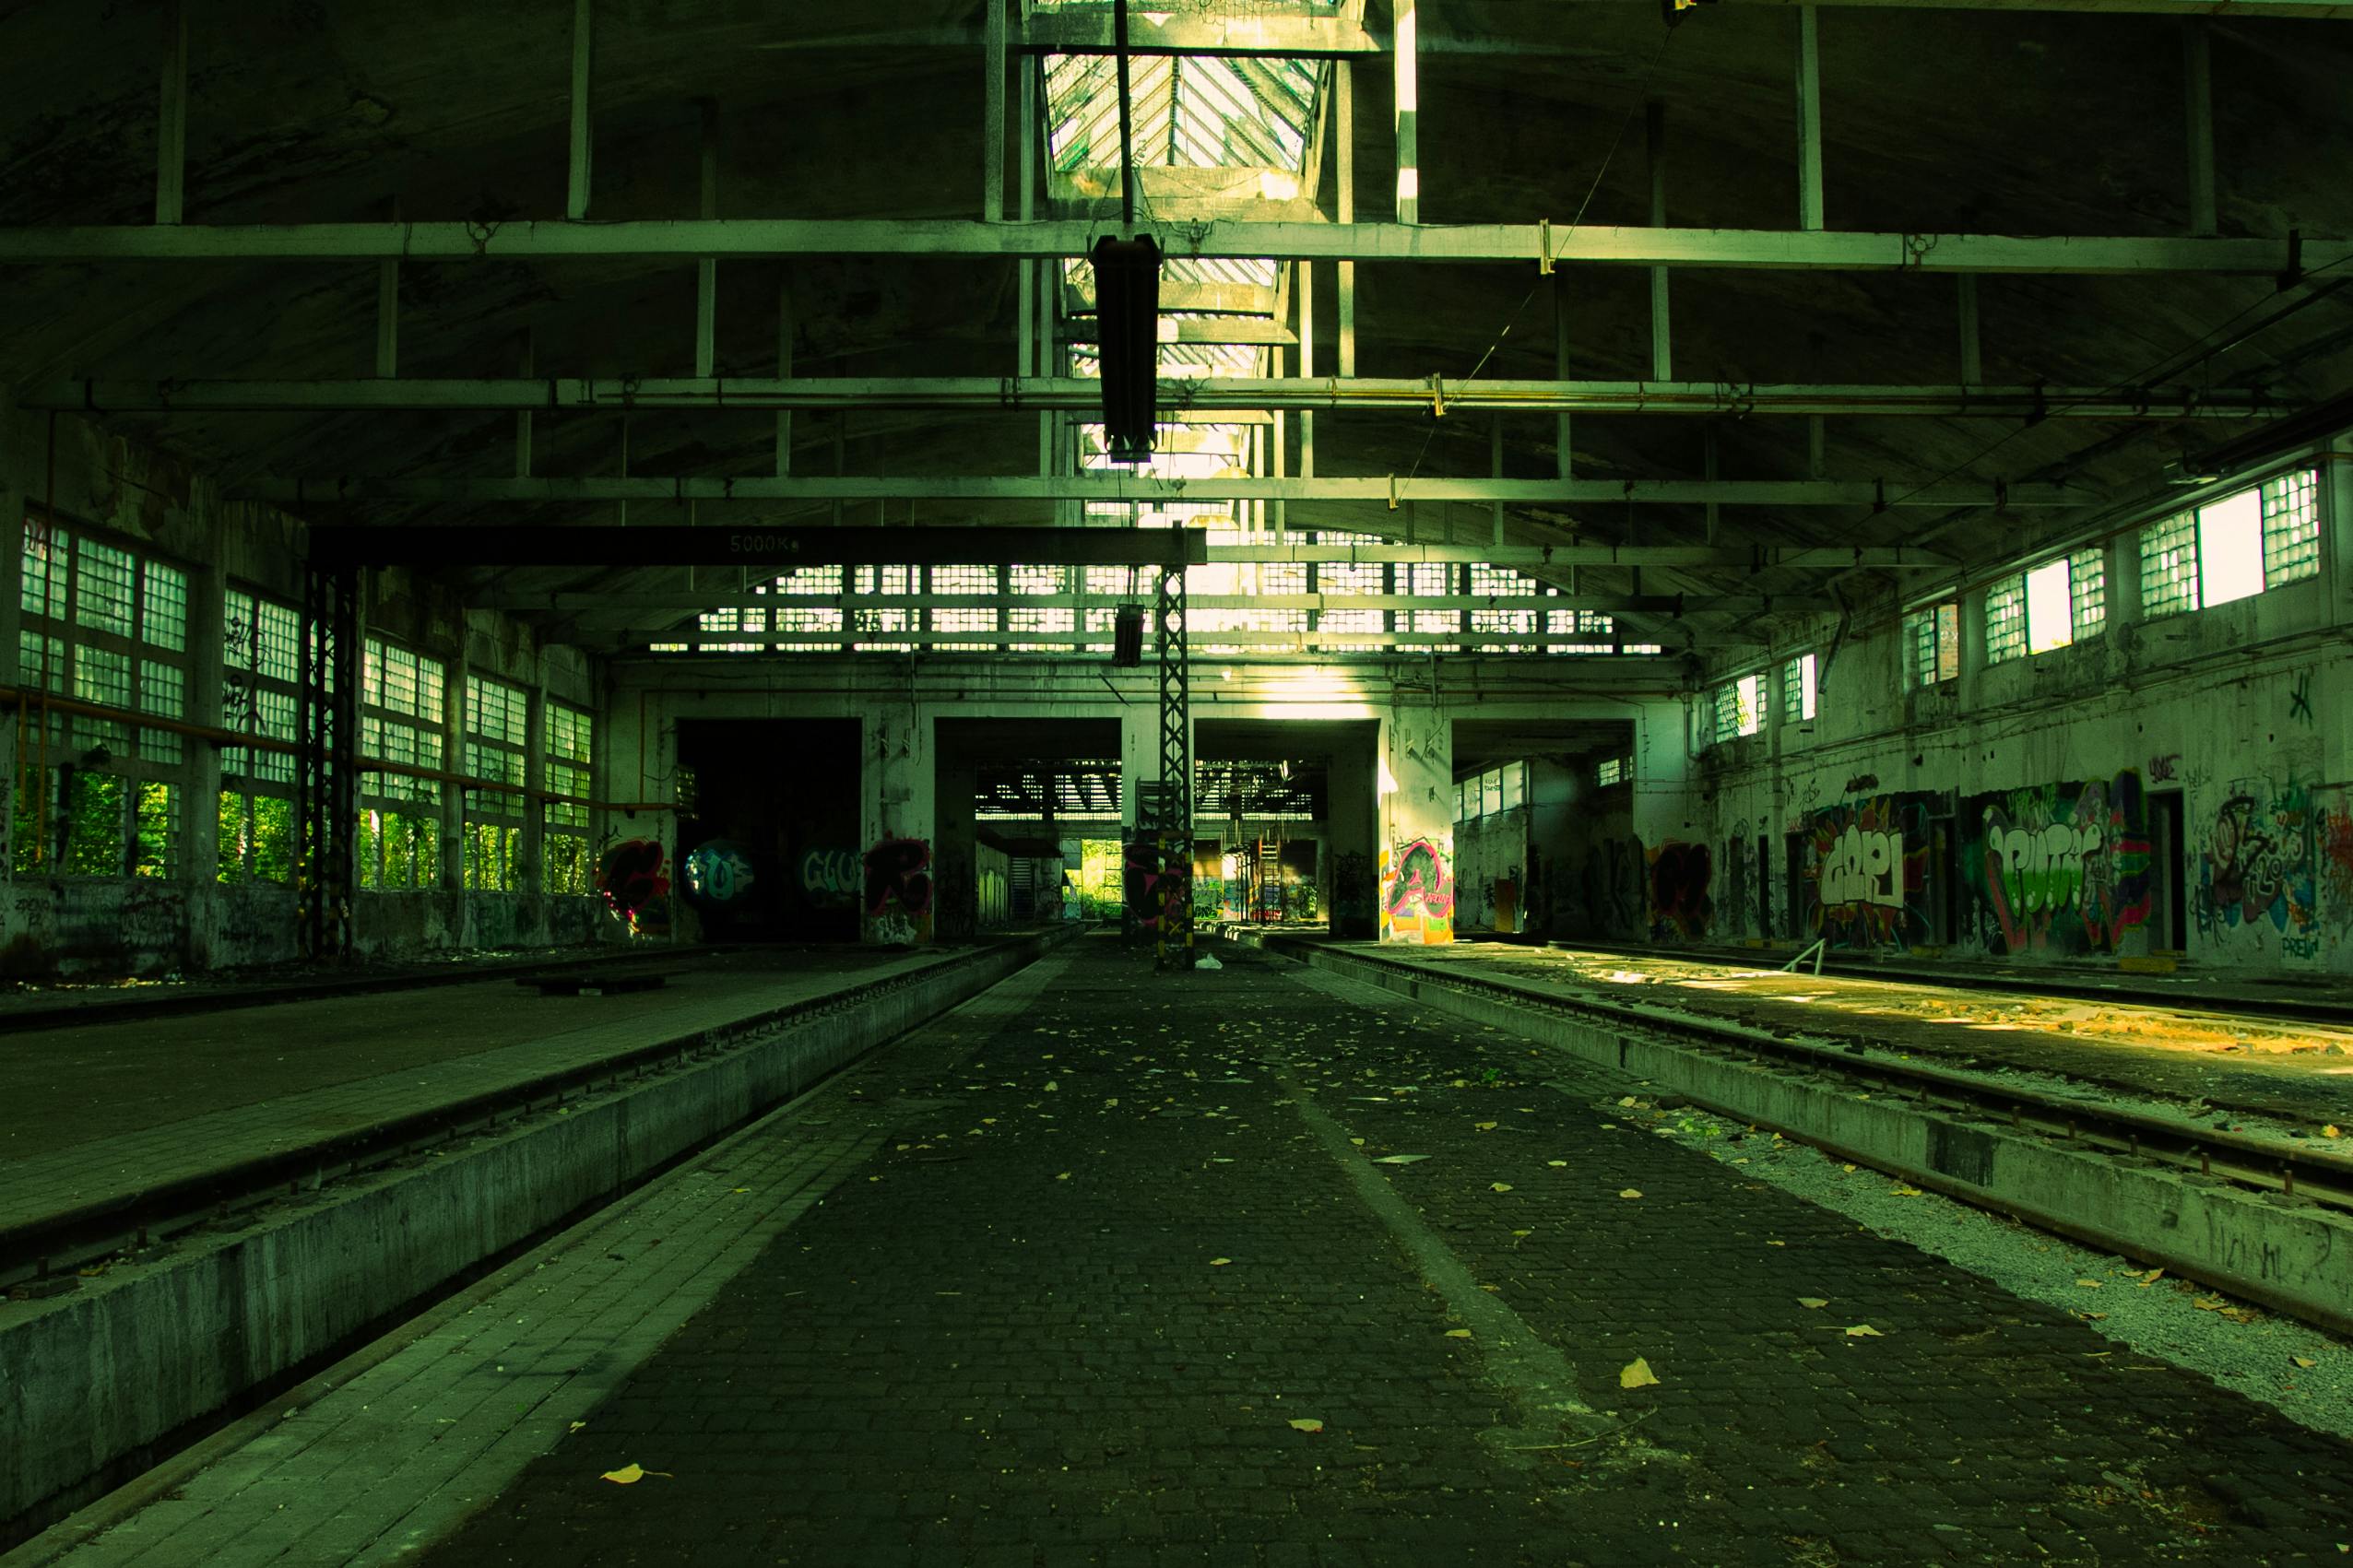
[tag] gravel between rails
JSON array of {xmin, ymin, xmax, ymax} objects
[{"xmin": 1635, "ymin": 1089, "xmax": 2353, "ymax": 1443}]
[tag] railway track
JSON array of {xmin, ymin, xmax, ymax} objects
[{"xmin": 1265, "ymin": 936, "xmax": 2353, "ymax": 1336}]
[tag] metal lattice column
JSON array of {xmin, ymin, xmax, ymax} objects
[
  {"xmin": 1154, "ymin": 564, "xmax": 1193, "ymax": 968},
  {"xmin": 295, "ymin": 560, "xmax": 359, "ymax": 961}
]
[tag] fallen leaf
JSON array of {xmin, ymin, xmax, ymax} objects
[
  {"xmin": 600, "ymin": 1463, "xmax": 674, "ymax": 1484},
  {"xmin": 1840, "ymin": 1163, "xmax": 1858, "ymax": 1173},
  {"xmin": 1444, "ymin": 1328, "xmax": 1472, "ymax": 1339},
  {"xmin": 1287, "ymin": 1419, "xmax": 1324, "ymax": 1433},
  {"xmin": 2075, "ymin": 1279, "xmax": 2104, "ymax": 1290},
  {"xmin": 1844, "ymin": 1325, "xmax": 1884, "ymax": 1338},
  {"xmin": 2137, "ymin": 1268, "xmax": 2166, "ymax": 1287},
  {"xmin": 1617, "ymin": 1096, "xmax": 1639, "ymax": 1108},
  {"xmin": 2193, "ymin": 1296, "xmax": 2228, "ymax": 1312},
  {"xmin": 1372, "ymin": 1154, "xmax": 1429, "ymax": 1165},
  {"xmin": 1043, "ymin": 1081, "xmax": 1059, "ymax": 1091},
  {"xmin": 1474, "ymin": 1121, "xmax": 1499, "ymax": 1132},
  {"xmin": 569, "ymin": 1421, "xmax": 587, "ymax": 1432},
  {"xmin": 1797, "ymin": 1297, "xmax": 1829, "ymax": 1310},
  {"xmin": 2294, "ymin": 1356, "xmax": 2318, "ymax": 1369},
  {"xmin": 1545, "ymin": 1160, "xmax": 1568, "ymax": 1168},
  {"xmin": 1210, "ymin": 1257, "xmax": 1233, "ymax": 1267},
  {"xmin": 2323, "ymin": 1125, "xmax": 2341, "ymax": 1138},
  {"xmin": 1892, "ymin": 1185, "xmax": 1923, "ymax": 1197},
  {"xmin": 1490, "ymin": 1183, "xmax": 1515, "ymax": 1193},
  {"xmin": 1619, "ymin": 1357, "xmax": 1661, "ymax": 1389},
  {"xmin": 1618, "ymin": 1188, "xmax": 1643, "ymax": 1199},
  {"xmin": 1767, "ymin": 1240, "xmax": 1786, "ymax": 1247},
  {"xmin": 1056, "ymin": 1172, "xmax": 1071, "ymax": 1181}
]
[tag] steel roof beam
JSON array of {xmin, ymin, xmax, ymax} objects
[
  {"xmin": 250, "ymin": 474, "xmax": 2076, "ymax": 508},
  {"xmin": 0, "ymin": 220, "xmax": 2334, "ymax": 276},
  {"xmin": 31, "ymin": 377, "xmax": 2276, "ymax": 420}
]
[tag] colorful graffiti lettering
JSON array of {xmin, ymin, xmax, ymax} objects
[
  {"xmin": 1645, "ymin": 841, "xmax": 1711, "ymax": 940},
  {"xmin": 862, "ymin": 836, "xmax": 933, "ymax": 944},
  {"xmin": 2197, "ymin": 782, "xmax": 2319, "ymax": 951},
  {"xmin": 798, "ymin": 847, "xmax": 860, "ymax": 909},
  {"xmin": 1805, "ymin": 796, "xmax": 1933, "ymax": 948},
  {"xmin": 1966, "ymin": 773, "xmax": 2150, "ymax": 956},
  {"xmin": 683, "ymin": 840, "xmax": 758, "ymax": 908},
  {"xmin": 2323, "ymin": 804, "xmax": 2353, "ymax": 939},
  {"xmin": 595, "ymin": 838, "xmax": 671, "ymax": 937},
  {"xmin": 1380, "ymin": 837, "xmax": 1454, "ymax": 945}
]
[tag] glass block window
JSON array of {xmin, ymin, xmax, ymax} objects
[
  {"xmin": 222, "ymin": 588, "xmax": 302, "ymax": 788},
  {"xmin": 354, "ymin": 637, "xmax": 447, "ymax": 892},
  {"xmin": 1316, "ymin": 560, "xmax": 1382, "ymax": 596},
  {"xmin": 12, "ymin": 521, "xmax": 190, "ymax": 877},
  {"xmin": 1781, "ymin": 653, "xmax": 1816, "ymax": 724},
  {"xmin": 1596, "ymin": 755, "xmax": 1625, "ymax": 787},
  {"xmin": 1713, "ymin": 675, "xmax": 1763, "ymax": 742},
  {"xmin": 2261, "ymin": 468, "xmax": 2320, "ymax": 585},
  {"xmin": 1080, "ymin": 564, "xmax": 1131, "ymax": 653},
  {"xmin": 543, "ymin": 702, "xmax": 595, "ymax": 896},
  {"xmin": 1901, "ymin": 602, "xmax": 1959, "ymax": 689},
  {"xmin": 928, "ymin": 564, "xmax": 1001, "ymax": 642},
  {"xmin": 2067, "ymin": 548, "xmax": 2106, "ymax": 640},
  {"xmin": 1545, "ymin": 606, "xmax": 1614, "ymax": 655},
  {"xmin": 463, "ymin": 675, "xmax": 527, "ymax": 891},
  {"xmin": 854, "ymin": 564, "xmax": 917, "ymax": 651},
  {"xmin": 1404, "ymin": 562, "xmax": 1461, "ymax": 650},
  {"xmin": 1985, "ymin": 576, "xmax": 2027, "ymax": 664},
  {"xmin": 766, "ymin": 565, "xmax": 845, "ymax": 652},
  {"xmin": 2139, "ymin": 510, "xmax": 2200, "ymax": 618}
]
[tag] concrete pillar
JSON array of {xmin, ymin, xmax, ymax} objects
[
  {"xmin": 439, "ymin": 657, "xmax": 467, "ymax": 897},
  {"xmin": 0, "ymin": 387, "xmax": 22, "ymax": 873},
  {"xmin": 518, "ymin": 666, "xmax": 547, "ymax": 905},
  {"xmin": 934, "ymin": 760, "xmax": 978, "ymax": 942},
  {"xmin": 860, "ymin": 705, "xmax": 934, "ymax": 943},
  {"xmin": 1378, "ymin": 704, "xmax": 1452, "ymax": 944},
  {"xmin": 182, "ymin": 481, "xmax": 228, "ymax": 920}
]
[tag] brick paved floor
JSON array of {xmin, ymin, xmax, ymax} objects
[{"xmin": 411, "ymin": 937, "xmax": 2351, "ymax": 1568}]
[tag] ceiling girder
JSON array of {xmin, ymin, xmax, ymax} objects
[
  {"xmin": 252, "ymin": 474, "xmax": 2075, "ymax": 508},
  {"xmin": 0, "ymin": 220, "xmax": 2331, "ymax": 277},
  {"xmin": 29, "ymin": 377, "xmax": 2275, "ymax": 421}
]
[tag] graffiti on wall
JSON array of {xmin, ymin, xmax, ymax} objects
[
  {"xmin": 2196, "ymin": 781, "xmax": 2325, "ymax": 960},
  {"xmin": 1645, "ymin": 842, "xmax": 1712, "ymax": 940},
  {"xmin": 1963, "ymin": 772, "xmax": 2151, "ymax": 957},
  {"xmin": 682, "ymin": 840, "xmax": 758, "ymax": 909},
  {"xmin": 596, "ymin": 838, "xmax": 671, "ymax": 937},
  {"xmin": 798, "ymin": 847, "xmax": 860, "ymax": 909},
  {"xmin": 1121, "ymin": 836, "xmax": 1190, "ymax": 936},
  {"xmin": 1380, "ymin": 837, "xmax": 1454, "ymax": 945},
  {"xmin": 1803, "ymin": 796, "xmax": 1933, "ymax": 948},
  {"xmin": 862, "ymin": 836, "xmax": 933, "ymax": 944}
]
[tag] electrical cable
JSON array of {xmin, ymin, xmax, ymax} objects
[{"xmin": 1401, "ymin": 21, "xmax": 1684, "ymax": 490}]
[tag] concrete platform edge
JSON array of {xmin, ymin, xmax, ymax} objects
[
  {"xmin": 0, "ymin": 932, "xmax": 1066, "ymax": 1541},
  {"xmin": 1291, "ymin": 944, "xmax": 2353, "ymax": 1339}
]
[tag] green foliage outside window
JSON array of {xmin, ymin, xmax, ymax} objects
[
  {"xmin": 464, "ymin": 821, "xmax": 519, "ymax": 890},
  {"xmin": 134, "ymin": 783, "xmax": 174, "ymax": 878},
  {"xmin": 358, "ymin": 809, "xmax": 440, "ymax": 890},
  {"xmin": 64, "ymin": 772, "xmax": 125, "ymax": 876},
  {"xmin": 218, "ymin": 791, "xmax": 295, "ymax": 885}
]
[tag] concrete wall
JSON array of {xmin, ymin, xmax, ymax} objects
[
  {"xmin": 1688, "ymin": 445, "xmax": 2353, "ymax": 973},
  {"xmin": 0, "ymin": 406, "xmax": 619, "ymax": 976},
  {"xmin": 1454, "ymin": 806, "xmax": 1528, "ymax": 935}
]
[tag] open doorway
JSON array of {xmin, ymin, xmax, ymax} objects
[
  {"xmin": 2150, "ymin": 791, "xmax": 2189, "ymax": 951},
  {"xmin": 675, "ymin": 718, "xmax": 860, "ymax": 941}
]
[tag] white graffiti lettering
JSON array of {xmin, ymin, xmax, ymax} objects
[
  {"xmin": 1819, "ymin": 827, "xmax": 1903, "ymax": 909},
  {"xmin": 1988, "ymin": 820, "xmax": 2102, "ymax": 914}
]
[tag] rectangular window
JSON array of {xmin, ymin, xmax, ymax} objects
[
  {"xmin": 15, "ymin": 520, "xmax": 191, "ymax": 876},
  {"xmin": 1545, "ymin": 605, "xmax": 1614, "ymax": 656},
  {"xmin": 1781, "ymin": 653, "xmax": 1817, "ymax": 724},
  {"xmin": 1499, "ymin": 763, "xmax": 1523, "ymax": 812},
  {"xmin": 463, "ymin": 676, "xmax": 527, "ymax": 891},
  {"xmin": 2021, "ymin": 557, "xmax": 2072, "ymax": 654},
  {"xmin": 928, "ymin": 564, "xmax": 1000, "ymax": 643},
  {"xmin": 2198, "ymin": 487, "xmax": 2264, "ymax": 607},
  {"xmin": 1901, "ymin": 601, "xmax": 1959, "ymax": 689},
  {"xmin": 543, "ymin": 701, "xmax": 595, "ymax": 896},
  {"xmin": 854, "ymin": 564, "xmax": 917, "ymax": 651},
  {"xmin": 1596, "ymin": 756, "xmax": 1623, "ymax": 787},
  {"xmin": 357, "ymin": 638, "xmax": 445, "ymax": 892},
  {"xmin": 1985, "ymin": 576, "xmax": 2027, "ymax": 664},
  {"xmin": 2067, "ymin": 548, "xmax": 2106, "ymax": 640},
  {"xmin": 2260, "ymin": 468, "xmax": 2320, "ymax": 586}
]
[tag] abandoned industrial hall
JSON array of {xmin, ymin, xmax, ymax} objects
[{"xmin": 3, "ymin": 0, "xmax": 2351, "ymax": 1563}]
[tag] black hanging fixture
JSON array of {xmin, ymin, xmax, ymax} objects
[{"xmin": 1090, "ymin": 0, "xmax": 1160, "ymax": 464}]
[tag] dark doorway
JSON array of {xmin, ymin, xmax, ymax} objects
[
  {"xmin": 675, "ymin": 718, "xmax": 861, "ymax": 940},
  {"xmin": 2152, "ymin": 791, "xmax": 2189, "ymax": 951},
  {"xmin": 1756, "ymin": 833, "xmax": 1771, "ymax": 937},
  {"xmin": 1784, "ymin": 831, "xmax": 1808, "ymax": 941}
]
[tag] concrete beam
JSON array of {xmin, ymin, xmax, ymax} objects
[
  {"xmin": 33, "ymin": 376, "xmax": 2267, "ymax": 419},
  {"xmin": 0, "ymin": 220, "xmax": 2335, "ymax": 276},
  {"xmin": 246, "ymin": 473, "xmax": 2080, "ymax": 508},
  {"xmin": 1021, "ymin": 9, "xmax": 1382, "ymax": 55},
  {"xmin": 498, "ymin": 591, "xmax": 1829, "ymax": 619}
]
